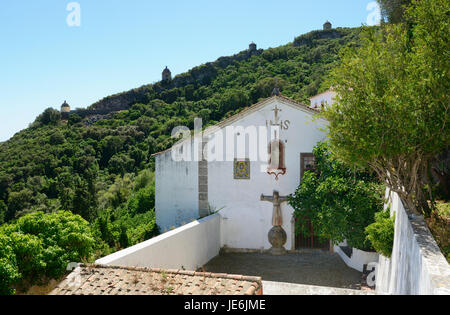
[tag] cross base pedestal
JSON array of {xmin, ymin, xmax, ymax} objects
[
  {"xmin": 268, "ymin": 226, "xmax": 287, "ymax": 256},
  {"xmin": 269, "ymin": 246, "xmax": 287, "ymax": 256}
]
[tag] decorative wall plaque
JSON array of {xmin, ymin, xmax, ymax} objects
[{"xmin": 234, "ymin": 159, "xmax": 250, "ymax": 179}]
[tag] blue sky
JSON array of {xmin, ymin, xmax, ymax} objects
[{"xmin": 0, "ymin": 0, "xmax": 380, "ymax": 142}]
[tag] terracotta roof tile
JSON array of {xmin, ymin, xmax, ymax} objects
[{"xmin": 50, "ymin": 264, "xmax": 262, "ymax": 296}]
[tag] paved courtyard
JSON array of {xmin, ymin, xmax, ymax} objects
[{"xmin": 203, "ymin": 251, "xmax": 363, "ymax": 290}]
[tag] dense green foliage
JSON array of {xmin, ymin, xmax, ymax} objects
[
  {"xmin": 0, "ymin": 235, "xmax": 20, "ymax": 295},
  {"xmin": 0, "ymin": 211, "xmax": 95, "ymax": 294},
  {"xmin": 426, "ymin": 202, "xmax": 450, "ymax": 262},
  {"xmin": 365, "ymin": 210, "xmax": 395, "ymax": 257},
  {"xmin": 377, "ymin": 0, "xmax": 412, "ymax": 23},
  {"xmin": 324, "ymin": 0, "xmax": 449, "ymax": 216},
  {"xmin": 289, "ymin": 143, "xmax": 385, "ymax": 250}
]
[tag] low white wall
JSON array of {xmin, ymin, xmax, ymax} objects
[
  {"xmin": 96, "ymin": 214, "xmax": 221, "ymax": 271},
  {"xmin": 376, "ymin": 192, "xmax": 450, "ymax": 295},
  {"xmin": 334, "ymin": 245, "xmax": 379, "ymax": 273}
]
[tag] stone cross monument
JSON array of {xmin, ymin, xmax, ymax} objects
[{"xmin": 260, "ymin": 191, "xmax": 288, "ymax": 255}]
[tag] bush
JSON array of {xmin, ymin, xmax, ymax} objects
[
  {"xmin": 133, "ymin": 170, "xmax": 154, "ymax": 191},
  {"xmin": 93, "ymin": 208, "xmax": 159, "ymax": 251},
  {"xmin": 35, "ymin": 108, "xmax": 61, "ymax": 126},
  {"xmin": 365, "ymin": 210, "xmax": 395, "ymax": 257},
  {"xmin": 121, "ymin": 211, "xmax": 159, "ymax": 245},
  {"xmin": 68, "ymin": 114, "xmax": 82, "ymax": 125},
  {"xmin": 0, "ymin": 235, "xmax": 20, "ymax": 295},
  {"xmin": 108, "ymin": 153, "xmax": 135, "ymax": 175},
  {"xmin": 0, "ymin": 211, "xmax": 96, "ymax": 294},
  {"xmin": 127, "ymin": 186, "xmax": 155, "ymax": 216},
  {"xmin": 49, "ymin": 131, "xmax": 65, "ymax": 145},
  {"xmin": 289, "ymin": 142, "xmax": 384, "ymax": 250}
]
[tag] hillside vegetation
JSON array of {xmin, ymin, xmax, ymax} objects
[{"xmin": 0, "ymin": 27, "xmax": 363, "ymax": 263}]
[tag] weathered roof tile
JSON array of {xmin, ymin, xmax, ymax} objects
[{"xmin": 50, "ymin": 264, "xmax": 262, "ymax": 296}]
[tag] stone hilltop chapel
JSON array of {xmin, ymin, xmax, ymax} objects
[{"xmin": 154, "ymin": 90, "xmax": 333, "ymax": 252}]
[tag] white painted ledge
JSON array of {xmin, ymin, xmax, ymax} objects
[{"xmin": 96, "ymin": 214, "xmax": 221, "ymax": 271}]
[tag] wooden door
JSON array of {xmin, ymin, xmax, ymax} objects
[
  {"xmin": 296, "ymin": 153, "xmax": 330, "ymax": 250},
  {"xmin": 295, "ymin": 218, "xmax": 330, "ymax": 250}
]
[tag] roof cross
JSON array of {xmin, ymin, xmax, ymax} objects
[{"xmin": 272, "ymin": 105, "xmax": 281, "ymax": 124}]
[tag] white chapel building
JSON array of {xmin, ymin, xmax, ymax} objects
[{"xmin": 154, "ymin": 91, "xmax": 329, "ymax": 252}]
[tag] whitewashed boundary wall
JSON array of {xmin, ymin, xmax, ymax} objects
[{"xmin": 96, "ymin": 214, "xmax": 221, "ymax": 271}]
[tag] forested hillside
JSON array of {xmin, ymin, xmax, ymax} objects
[{"xmin": 0, "ymin": 27, "xmax": 363, "ymax": 257}]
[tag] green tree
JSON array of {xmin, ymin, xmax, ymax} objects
[
  {"xmin": 119, "ymin": 225, "xmax": 129, "ymax": 249},
  {"xmin": 68, "ymin": 113, "xmax": 82, "ymax": 125},
  {"xmin": 108, "ymin": 153, "xmax": 135, "ymax": 175},
  {"xmin": 289, "ymin": 143, "xmax": 385, "ymax": 250},
  {"xmin": 7, "ymin": 189, "xmax": 34, "ymax": 221},
  {"xmin": 100, "ymin": 136, "xmax": 125, "ymax": 167},
  {"xmin": 94, "ymin": 211, "xmax": 116, "ymax": 248},
  {"xmin": 0, "ymin": 201, "xmax": 6, "ymax": 224},
  {"xmin": 127, "ymin": 186, "xmax": 155, "ymax": 216},
  {"xmin": 36, "ymin": 108, "xmax": 61, "ymax": 126},
  {"xmin": 99, "ymin": 175, "xmax": 133, "ymax": 209},
  {"xmin": 377, "ymin": 0, "xmax": 412, "ymax": 23},
  {"xmin": 325, "ymin": 0, "xmax": 449, "ymax": 215},
  {"xmin": 72, "ymin": 179, "xmax": 97, "ymax": 221},
  {"xmin": 49, "ymin": 131, "xmax": 65, "ymax": 145},
  {"xmin": 133, "ymin": 170, "xmax": 154, "ymax": 191}
]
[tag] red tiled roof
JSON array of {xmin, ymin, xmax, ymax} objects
[{"xmin": 50, "ymin": 264, "xmax": 263, "ymax": 295}]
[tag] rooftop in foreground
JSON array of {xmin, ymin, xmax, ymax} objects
[{"xmin": 50, "ymin": 264, "xmax": 262, "ymax": 295}]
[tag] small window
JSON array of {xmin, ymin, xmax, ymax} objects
[{"xmin": 301, "ymin": 153, "xmax": 316, "ymax": 180}]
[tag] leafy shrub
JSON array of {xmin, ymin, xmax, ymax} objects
[
  {"xmin": 7, "ymin": 232, "xmax": 46, "ymax": 285},
  {"xmin": 35, "ymin": 108, "xmax": 61, "ymax": 126},
  {"xmin": 0, "ymin": 235, "xmax": 20, "ymax": 295},
  {"xmin": 108, "ymin": 153, "xmax": 135, "ymax": 175},
  {"xmin": 0, "ymin": 211, "xmax": 95, "ymax": 294},
  {"xmin": 127, "ymin": 186, "xmax": 155, "ymax": 216},
  {"xmin": 365, "ymin": 210, "xmax": 395, "ymax": 257},
  {"xmin": 93, "ymin": 209, "xmax": 158, "ymax": 251},
  {"xmin": 289, "ymin": 142, "xmax": 384, "ymax": 250},
  {"xmin": 68, "ymin": 114, "xmax": 82, "ymax": 125},
  {"xmin": 120, "ymin": 211, "xmax": 159, "ymax": 245},
  {"xmin": 49, "ymin": 131, "xmax": 65, "ymax": 145},
  {"xmin": 133, "ymin": 170, "xmax": 154, "ymax": 191}
]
